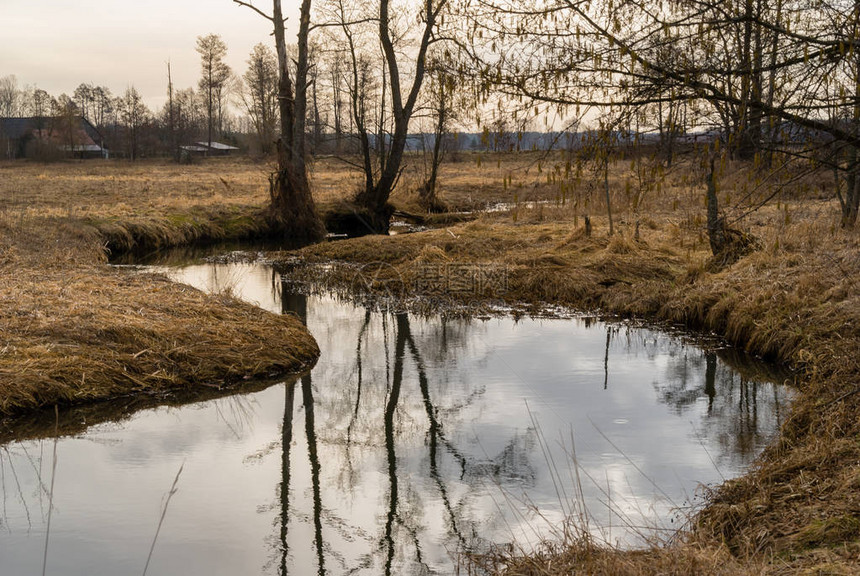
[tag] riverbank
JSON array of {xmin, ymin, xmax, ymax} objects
[
  {"xmin": 281, "ymin": 205, "xmax": 860, "ymax": 573},
  {"xmin": 0, "ymin": 160, "xmax": 320, "ymax": 418}
]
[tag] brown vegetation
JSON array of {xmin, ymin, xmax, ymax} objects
[{"xmin": 0, "ymin": 158, "xmax": 319, "ymax": 418}]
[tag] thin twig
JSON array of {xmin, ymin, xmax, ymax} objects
[
  {"xmin": 142, "ymin": 461, "xmax": 185, "ymax": 576},
  {"xmin": 41, "ymin": 405, "xmax": 59, "ymax": 576}
]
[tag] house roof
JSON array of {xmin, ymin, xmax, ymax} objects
[
  {"xmin": 78, "ymin": 117, "xmax": 105, "ymax": 145},
  {"xmin": 0, "ymin": 116, "xmax": 106, "ymax": 148},
  {"xmin": 196, "ymin": 141, "xmax": 240, "ymax": 150},
  {"xmin": 0, "ymin": 118, "xmax": 36, "ymax": 140}
]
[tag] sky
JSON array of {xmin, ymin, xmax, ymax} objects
[{"xmin": 0, "ymin": 0, "xmax": 301, "ymax": 110}]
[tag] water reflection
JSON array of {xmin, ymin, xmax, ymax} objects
[{"xmin": 0, "ymin": 260, "xmax": 793, "ymax": 575}]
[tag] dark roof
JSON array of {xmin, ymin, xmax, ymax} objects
[
  {"xmin": 78, "ymin": 117, "xmax": 105, "ymax": 145},
  {"xmin": 0, "ymin": 117, "xmax": 106, "ymax": 146},
  {"xmin": 0, "ymin": 118, "xmax": 36, "ymax": 139}
]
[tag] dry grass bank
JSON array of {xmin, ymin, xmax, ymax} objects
[
  {"xmin": 0, "ymin": 158, "xmax": 319, "ymax": 418},
  {"xmin": 282, "ymin": 190, "xmax": 860, "ymax": 573}
]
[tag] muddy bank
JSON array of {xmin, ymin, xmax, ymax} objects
[
  {"xmin": 0, "ymin": 216, "xmax": 319, "ymax": 418},
  {"xmin": 279, "ymin": 217, "xmax": 860, "ymax": 573}
]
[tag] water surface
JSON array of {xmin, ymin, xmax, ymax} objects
[{"xmin": 0, "ymin": 259, "xmax": 791, "ymax": 575}]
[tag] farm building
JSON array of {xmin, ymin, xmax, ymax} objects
[
  {"xmin": 0, "ymin": 116, "xmax": 109, "ymax": 159},
  {"xmin": 196, "ymin": 141, "xmax": 240, "ymax": 156}
]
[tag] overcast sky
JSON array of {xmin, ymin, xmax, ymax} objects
[{"xmin": 1, "ymin": 0, "xmax": 301, "ymax": 110}]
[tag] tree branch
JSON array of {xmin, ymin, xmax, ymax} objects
[
  {"xmin": 310, "ymin": 17, "xmax": 378, "ymax": 31},
  {"xmin": 232, "ymin": 0, "xmax": 276, "ymax": 23}
]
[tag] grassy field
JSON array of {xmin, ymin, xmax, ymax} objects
[{"xmin": 1, "ymin": 153, "xmax": 858, "ymax": 574}]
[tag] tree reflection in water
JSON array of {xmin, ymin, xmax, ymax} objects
[
  {"xmin": 650, "ymin": 341, "xmax": 790, "ymax": 465},
  {"xmin": 277, "ymin": 286, "xmax": 484, "ymax": 574},
  {"xmin": 267, "ymin": 276, "xmax": 791, "ymax": 574},
  {"xmin": 0, "ymin": 261, "xmax": 794, "ymax": 576},
  {"xmin": 168, "ymin": 260, "xmax": 782, "ymax": 575}
]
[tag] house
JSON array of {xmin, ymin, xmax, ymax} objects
[{"xmin": 0, "ymin": 116, "xmax": 109, "ymax": 159}]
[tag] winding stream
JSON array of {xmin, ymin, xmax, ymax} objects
[{"xmin": 0, "ymin": 257, "xmax": 792, "ymax": 575}]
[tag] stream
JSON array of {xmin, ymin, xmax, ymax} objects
[{"xmin": 0, "ymin": 256, "xmax": 792, "ymax": 575}]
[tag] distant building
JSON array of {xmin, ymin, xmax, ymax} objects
[
  {"xmin": 195, "ymin": 141, "xmax": 240, "ymax": 156},
  {"xmin": 0, "ymin": 116, "xmax": 109, "ymax": 159},
  {"xmin": 180, "ymin": 144, "xmax": 210, "ymax": 154}
]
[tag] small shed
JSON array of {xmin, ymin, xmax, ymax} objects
[
  {"xmin": 196, "ymin": 141, "xmax": 240, "ymax": 156},
  {"xmin": 179, "ymin": 145, "xmax": 210, "ymax": 162}
]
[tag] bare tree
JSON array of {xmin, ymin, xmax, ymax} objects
[
  {"xmin": 196, "ymin": 34, "xmax": 232, "ymax": 149},
  {"xmin": 352, "ymin": 0, "xmax": 451, "ymax": 232},
  {"xmin": 0, "ymin": 75, "xmax": 20, "ymax": 118},
  {"xmin": 169, "ymin": 87, "xmax": 205, "ymax": 151},
  {"xmin": 73, "ymin": 83, "xmax": 95, "ymax": 123},
  {"xmin": 165, "ymin": 61, "xmax": 178, "ymax": 160},
  {"xmin": 463, "ymin": 0, "xmax": 860, "ymax": 240},
  {"xmin": 233, "ymin": 0, "xmax": 326, "ymax": 240},
  {"xmin": 119, "ymin": 86, "xmax": 149, "ymax": 161},
  {"xmin": 54, "ymin": 94, "xmax": 81, "ymax": 157},
  {"xmin": 238, "ymin": 43, "xmax": 279, "ymax": 155},
  {"xmin": 91, "ymin": 86, "xmax": 113, "ymax": 130},
  {"xmin": 328, "ymin": 50, "xmax": 347, "ymax": 153},
  {"xmin": 419, "ymin": 58, "xmax": 460, "ymax": 212}
]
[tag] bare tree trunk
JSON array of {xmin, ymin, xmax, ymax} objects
[
  {"xmin": 378, "ymin": 51, "xmax": 387, "ymax": 177},
  {"xmin": 764, "ymin": 0, "xmax": 784, "ymax": 167},
  {"xmin": 420, "ymin": 77, "xmax": 447, "ymax": 212},
  {"xmin": 312, "ymin": 75, "xmax": 321, "ymax": 155},
  {"xmin": 354, "ymin": 0, "xmax": 446, "ymax": 233},
  {"xmin": 331, "ymin": 56, "xmax": 344, "ymax": 154},
  {"xmin": 237, "ymin": 0, "xmax": 325, "ymax": 240},
  {"xmin": 748, "ymin": 0, "xmax": 764, "ymax": 156},
  {"xmin": 343, "ymin": 19, "xmax": 375, "ymax": 197},
  {"xmin": 207, "ymin": 66, "xmax": 214, "ymax": 150},
  {"xmin": 844, "ymin": 8, "xmax": 860, "ymax": 228},
  {"xmin": 844, "ymin": 172, "xmax": 860, "ymax": 227},
  {"xmin": 604, "ymin": 156, "xmax": 614, "ymax": 236},
  {"xmin": 706, "ymin": 157, "xmax": 727, "ymax": 255},
  {"xmin": 168, "ymin": 62, "xmax": 178, "ymax": 162}
]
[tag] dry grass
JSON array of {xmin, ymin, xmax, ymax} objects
[
  {"xmin": 468, "ymin": 541, "xmax": 762, "ymax": 576},
  {"xmin": 0, "ymin": 158, "xmax": 319, "ymax": 418},
  {"xmin": 0, "ymin": 157, "xmax": 272, "ymax": 219},
  {"xmin": 0, "ymin": 157, "xmax": 284, "ymax": 255}
]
